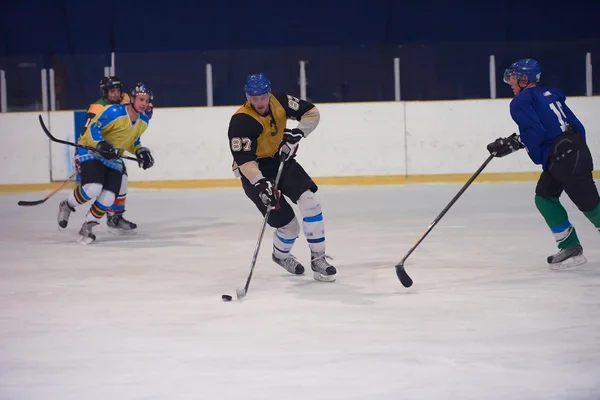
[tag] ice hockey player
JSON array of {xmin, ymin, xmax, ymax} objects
[
  {"xmin": 79, "ymin": 76, "xmax": 154, "ymax": 233},
  {"xmin": 227, "ymin": 73, "xmax": 336, "ymax": 282},
  {"xmin": 58, "ymin": 82, "xmax": 155, "ymax": 244},
  {"xmin": 487, "ymin": 58, "xmax": 600, "ymax": 270}
]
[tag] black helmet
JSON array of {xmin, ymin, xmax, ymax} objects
[{"xmin": 100, "ymin": 76, "xmax": 123, "ymax": 98}]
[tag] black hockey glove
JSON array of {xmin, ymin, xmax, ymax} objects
[
  {"xmin": 96, "ymin": 140, "xmax": 119, "ymax": 160},
  {"xmin": 136, "ymin": 147, "xmax": 154, "ymax": 170},
  {"xmin": 487, "ymin": 133, "xmax": 525, "ymax": 158},
  {"xmin": 278, "ymin": 128, "xmax": 304, "ymax": 161},
  {"xmin": 254, "ymin": 178, "xmax": 279, "ymax": 207}
]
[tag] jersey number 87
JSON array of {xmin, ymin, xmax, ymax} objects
[
  {"xmin": 231, "ymin": 137, "xmax": 252, "ymax": 152},
  {"xmin": 287, "ymin": 95, "xmax": 300, "ymax": 111}
]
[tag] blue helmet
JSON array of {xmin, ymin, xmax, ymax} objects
[
  {"xmin": 129, "ymin": 82, "xmax": 154, "ymax": 101},
  {"xmin": 244, "ymin": 73, "xmax": 271, "ymax": 96},
  {"xmin": 503, "ymin": 59, "xmax": 541, "ymax": 84}
]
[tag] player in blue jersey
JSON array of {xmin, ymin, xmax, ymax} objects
[
  {"xmin": 487, "ymin": 59, "xmax": 600, "ymax": 269},
  {"xmin": 57, "ymin": 83, "xmax": 155, "ymax": 244}
]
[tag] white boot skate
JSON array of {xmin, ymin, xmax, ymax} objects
[
  {"xmin": 272, "ymin": 253, "xmax": 305, "ymax": 275},
  {"xmin": 311, "ymin": 252, "xmax": 336, "ymax": 282},
  {"xmin": 76, "ymin": 221, "xmax": 99, "ymax": 245},
  {"xmin": 57, "ymin": 200, "xmax": 75, "ymax": 230}
]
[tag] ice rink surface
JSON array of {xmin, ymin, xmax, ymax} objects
[{"xmin": 1, "ymin": 181, "xmax": 599, "ymax": 399}]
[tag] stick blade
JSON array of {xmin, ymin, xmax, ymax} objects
[
  {"xmin": 395, "ymin": 263, "xmax": 413, "ymax": 288},
  {"xmin": 18, "ymin": 199, "xmax": 45, "ymax": 206},
  {"xmin": 236, "ymin": 288, "xmax": 247, "ymax": 301}
]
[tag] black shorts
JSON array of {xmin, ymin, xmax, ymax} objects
[
  {"xmin": 80, "ymin": 159, "xmax": 123, "ymax": 195},
  {"xmin": 241, "ymin": 157, "xmax": 318, "ymax": 228},
  {"xmin": 535, "ymin": 131, "xmax": 600, "ymax": 212}
]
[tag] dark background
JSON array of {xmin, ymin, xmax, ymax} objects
[{"xmin": 1, "ymin": 0, "xmax": 599, "ymax": 110}]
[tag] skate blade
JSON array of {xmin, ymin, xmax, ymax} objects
[
  {"xmin": 548, "ymin": 255, "xmax": 587, "ymax": 271},
  {"xmin": 313, "ymin": 271, "xmax": 336, "ymax": 282},
  {"xmin": 107, "ymin": 227, "xmax": 137, "ymax": 236},
  {"xmin": 76, "ymin": 235, "xmax": 95, "ymax": 245}
]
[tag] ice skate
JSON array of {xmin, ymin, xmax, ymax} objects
[
  {"xmin": 76, "ymin": 221, "xmax": 99, "ymax": 245},
  {"xmin": 272, "ymin": 253, "xmax": 305, "ymax": 275},
  {"xmin": 107, "ymin": 213, "xmax": 137, "ymax": 234},
  {"xmin": 311, "ymin": 252, "xmax": 336, "ymax": 282},
  {"xmin": 547, "ymin": 245, "xmax": 586, "ymax": 270},
  {"xmin": 57, "ymin": 200, "xmax": 75, "ymax": 230}
]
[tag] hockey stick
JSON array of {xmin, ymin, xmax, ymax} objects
[
  {"xmin": 235, "ymin": 159, "xmax": 286, "ymax": 301},
  {"xmin": 395, "ymin": 153, "xmax": 496, "ymax": 287},
  {"xmin": 38, "ymin": 114, "xmax": 138, "ymax": 162},
  {"xmin": 17, "ymin": 171, "xmax": 78, "ymax": 206}
]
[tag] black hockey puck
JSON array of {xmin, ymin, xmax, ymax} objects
[{"xmin": 221, "ymin": 294, "xmax": 233, "ymax": 302}]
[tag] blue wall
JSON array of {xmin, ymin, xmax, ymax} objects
[
  {"xmin": 2, "ymin": 1, "xmax": 600, "ymax": 109},
  {"xmin": 4, "ymin": 1, "xmax": 600, "ymax": 57}
]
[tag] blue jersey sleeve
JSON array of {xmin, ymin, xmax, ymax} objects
[
  {"xmin": 509, "ymin": 97, "xmax": 546, "ymax": 165},
  {"xmin": 89, "ymin": 106, "xmax": 122, "ymax": 142}
]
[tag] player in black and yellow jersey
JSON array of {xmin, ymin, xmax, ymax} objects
[
  {"xmin": 227, "ymin": 73, "xmax": 336, "ymax": 282},
  {"xmin": 58, "ymin": 83, "xmax": 155, "ymax": 244},
  {"xmin": 78, "ymin": 76, "xmax": 154, "ymax": 233}
]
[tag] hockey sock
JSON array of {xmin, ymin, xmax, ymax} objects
[
  {"xmin": 85, "ymin": 190, "xmax": 116, "ymax": 223},
  {"xmin": 582, "ymin": 203, "xmax": 600, "ymax": 233},
  {"xmin": 298, "ymin": 190, "xmax": 326, "ymax": 254},
  {"xmin": 535, "ymin": 195, "xmax": 580, "ymax": 249},
  {"xmin": 108, "ymin": 173, "xmax": 128, "ymax": 216},
  {"xmin": 273, "ymin": 217, "xmax": 300, "ymax": 259},
  {"xmin": 108, "ymin": 195, "xmax": 126, "ymax": 216},
  {"xmin": 68, "ymin": 183, "xmax": 101, "ymax": 208}
]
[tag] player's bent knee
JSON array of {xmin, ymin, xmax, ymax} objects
[
  {"xmin": 575, "ymin": 197, "xmax": 600, "ymax": 213},
  {"xmin": 298, "ymin": 190, "xmax": 322, "ymax": 217},
  {"xmin": 535, "ymin": 194, "xmax": 550, "ymax": 210},
  {"xmin": 81, "ymin": 182, "xmax": 103, "ymax": 199},
  {"xmin": 277, "ymin": 217, "xmax": 300, "ymax": 240},
  {"xmin": 96, "ymin": 189, "xmax": 116, "ymax": 209}
]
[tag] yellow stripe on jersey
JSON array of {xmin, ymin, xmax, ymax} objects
[
  {"xmin": 87, "ymin": 103, "xmax": 105, "ymax": 116},
  {"xmin": 233, "ymin": 95, "xmax": 287, "ymax": 159}
]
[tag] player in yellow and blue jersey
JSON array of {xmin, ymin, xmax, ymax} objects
[
  {"xmin": 79, "ymin": 76, "xmax": 154, "ymax": 233},
  {"xmin": 58, "ymin": 82, "xmax": 155, "ymax": 244}
]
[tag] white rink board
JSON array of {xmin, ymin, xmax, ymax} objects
[
  {"xmin": 1, "ymin": 97, "xmax": 600, "ymax": 185},
  {"xmin": 404, "ymin": 99, "xmax": 539, "ymax": 175},
  {"xmin": 0, "ymin": 112, "xmax": 51, "ymax": 184},
  {"xmin": 293, "ymin": 102, "xmax": 407, "ymax": 177},
  {"xmin": 47, "ymin": 112, "xmax": 77, "ymax": 181}
]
